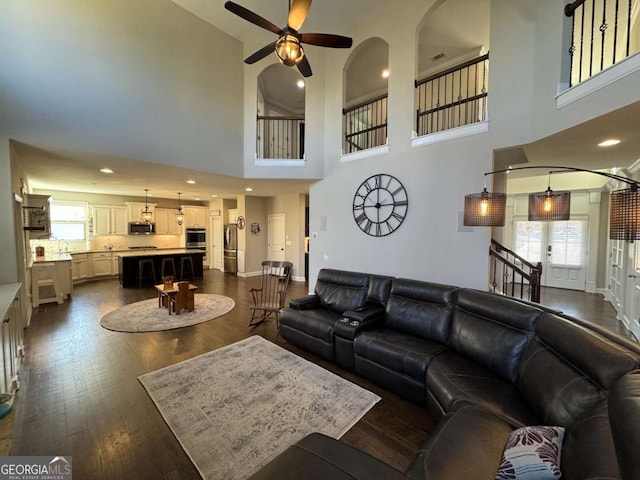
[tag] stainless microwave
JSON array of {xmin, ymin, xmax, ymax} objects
[{"xmin": 128, "ymin": 222, "xmax": 156, "ymax": 235}]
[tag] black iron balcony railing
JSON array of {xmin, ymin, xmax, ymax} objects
[
  {"xmin": 415, "ymin": 53, "xmax": 489, "ymax": 137},
  {"xmin": 257, "ymin": 116, "xmax": 305, "ymax": 160},
  {"xmin": 342, "ymin": 94, "xmax": 388, "ymax": 154},
  {"xmin": 565, "ymin": 0, "xmax": 638, "ymax": 86}
]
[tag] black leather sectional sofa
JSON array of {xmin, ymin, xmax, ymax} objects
[{"xmin": 250, "ymin": 269, "xmax": 640, "ymax": 480}]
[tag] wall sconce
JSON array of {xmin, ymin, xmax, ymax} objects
[
  {"xmin": 250, "ymin": 222, "xmax": 261, "ymax": 235},
  {"xmin": 463, "ymin": 165, "xmax": 640, "ymax": 241}
]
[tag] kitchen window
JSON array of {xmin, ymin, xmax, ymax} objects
[{"xmin": 50, "ymin": 201, "xmax": 88, "ymax": 240}]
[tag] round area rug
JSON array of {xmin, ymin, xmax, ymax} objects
[{"xmin": 100, "ymin": 294, "xmax": 235, "ymax": 332}]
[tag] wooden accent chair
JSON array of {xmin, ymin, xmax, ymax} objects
[
  {"xmin": 171, "ymin": 281, "xmax": 195, "ymax": 315},
  {"xmin": 249, "ymin": 260, "xmax": 293, "ymax": 327}
]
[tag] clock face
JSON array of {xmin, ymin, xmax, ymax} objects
[{"xmin": 353, "ymin": 174, "xmax": 408, "ymax": 237}]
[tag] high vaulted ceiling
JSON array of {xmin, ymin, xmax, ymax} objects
[{"xmin": 7, "ymin": 0, "xmax": 640, "ymax": 201}]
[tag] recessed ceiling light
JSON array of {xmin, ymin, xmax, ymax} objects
[
  {"xmin": 211, "ymin": 194, "xmax": 218, "ymax": 198},
  {"xmin": 100, "ymin": 168, "xmax": 113, "ymax": 174},
  {"xmin": 186, "ymin": 179, "xmax": 196, "ymax": 184},
  {"xmin": 382, "ymin": 69, "xmax": 390, "ymax": 79},
  {"xmin": 598, "ymin": 138, "xmax": 621, "ymax": 147},
  {"xmin": 194, "ymin": 197, "xmax": 201, "ymax": 201},
  {"xmin": 245, "ymin": 187, "xmax": 253, "ymax": 192},
  {"xmin": 297, "ymin": 79, "xmax": 305, "ymax": 89}
]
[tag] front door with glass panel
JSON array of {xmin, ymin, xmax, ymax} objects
[{"xmin": 513, "ymin": 218, "xmax": 588, "ymax": 290}]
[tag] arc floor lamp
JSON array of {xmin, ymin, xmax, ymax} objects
[{"xmin": 463, "ymin": 165, "xmax": 640, "ymax": 241}]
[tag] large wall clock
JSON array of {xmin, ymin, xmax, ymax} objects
[{"xmin": 352, "ymin": 174, "xmax": 408, "ymax": 237}]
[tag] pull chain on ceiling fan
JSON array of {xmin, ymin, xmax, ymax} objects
[{"xmin": 224, "ymin": 0, "xmax": 353, "ymax": 77}]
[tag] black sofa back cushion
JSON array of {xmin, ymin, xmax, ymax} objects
[
  {"xmin": 367, "ymin": 275, "xmax": 393, "ymax": 306},
  {"xmin": 449, "ymin": 289, "xmax": 543, "ymax": 383},
  {"xmin": 608, "ymin": 371, "xmax": 640, "ymax": 479},
  {"xmin": 384, "ymin": 279, "xmax": 457, "ymax": 343},
  {"xmin": 315, "ymin": 269, "xmax": 370, "ymax": 313},
  {"xmin": 517, "ymin": 313, "xmax": 640, "ymax": 428}
]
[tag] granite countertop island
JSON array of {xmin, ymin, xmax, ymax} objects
[{"xmin": 117, "ymin": 249, "xmax": 206, "ymax": 288}]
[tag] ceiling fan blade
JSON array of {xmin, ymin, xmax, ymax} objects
[
  {"xmin": 297, "ymin": 56, "xmax": 312, "ymax": 77},
  {"xmin": 244, "ymin": 41, "xmax": 277, "ymax": 64},
  {"xmin": 300, "ymin": 33, "xmax": 353, "ymax": 48},
  {"xmin": 224, "ymin": 1, "xmax": 282, "ymax": 35},
  {"xmin": 288, "ymin": 0, "xmax": 312, "ymax": 31}
]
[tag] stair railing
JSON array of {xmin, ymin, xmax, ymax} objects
[{"xmin": 489, "ymin": 238, "xmax": 542, "ymax": 303}]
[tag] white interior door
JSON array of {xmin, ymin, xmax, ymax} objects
[
  {"xmin": 513, "ymin": 218, "xmax": 588, "ymax": 290},
  {"xmin": 623, "ymin": 242, "xmax": 640, "ymax": 338},
  {"xmin": 212, "ymin": 216, "xmax": 223, "ymax": 271},
  {"xmin": 268, "ymin": 214, "xmax": 286, "ymax": 262},
  {"xmin": 608, "ymin": 238, "xmax": 625, "ymax": 312}
]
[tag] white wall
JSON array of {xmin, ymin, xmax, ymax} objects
[
  {"xmin": 306, "ymin": 0, "xmax": 640, "ymax": 291},
  {"xmin": 0, "ymin": 0, "xmax": 245, "ymax": 177}
]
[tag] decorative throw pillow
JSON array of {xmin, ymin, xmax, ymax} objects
[{"xmin": 494, "ymin": 425, "xmax": 565, "ymax": 480}]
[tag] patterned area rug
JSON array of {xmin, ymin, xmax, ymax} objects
[
  {"xmin": 138, "ymin": 335, "xmax": 381, "ymax": 480},
  {"xmin": 100, "ymin": 294, "xmax": 235, "ymax": 332}
]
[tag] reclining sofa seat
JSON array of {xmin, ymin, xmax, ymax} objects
[
  {"xmin": 353, "ymin": 278, "xmax": 457, "ymax": 404},
  {"xmin": 426, "ymin": 288, "xmax": 544, "ymax": 425},
  {"xmin": 279, "ymin": 269, "xmax": 391, "ymax": 362}
]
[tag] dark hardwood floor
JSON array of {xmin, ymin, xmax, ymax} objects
[
  {"xmin": 10, "ymin": 272, "xmax": 633, "ymax": 479},
  {"xmin": 11, "ymin": 271, "xmax": 433, "ymax": 479}
]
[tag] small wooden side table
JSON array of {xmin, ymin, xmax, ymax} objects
[{"xmin": 155, "ymin": 282, "xmax": 198, "ymax": 315}]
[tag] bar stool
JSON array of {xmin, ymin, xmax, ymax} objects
[
  {"xmin": 137, "ymin": 259, "xmax": 156, "ymax": 287},
  {"xmin": 179, "ymin": 256, "xmax": 194, "ymax": 281},
  {"xmin": 31, "ymin": 263, "xmax": 64, "ymax": 308},
  {"xmin": 160, "ymin": 257, "xmax": 176, "ymax": 279}
]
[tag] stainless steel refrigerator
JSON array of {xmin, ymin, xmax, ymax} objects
[{"xmin": 224, "ymin": 224, "xmax": 238, "ymax": 274}]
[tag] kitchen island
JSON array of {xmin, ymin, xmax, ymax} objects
[{"xmin": 117, "ymin": 249, "xmax": 205, "ymax": 288}]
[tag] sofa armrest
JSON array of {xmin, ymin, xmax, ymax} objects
[
  {"xmin": 334, "ymin": 305, "xmax": 385, "ymax": 341},
  {"xmin": 343, "ymin": 304, "xmax": 385, "ymax": 323},
  {"xmin": 288, "ymin": 295, "xmax": 321, "ymax": 310}
]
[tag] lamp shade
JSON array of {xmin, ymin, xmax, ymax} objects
[
  {"xmin": 528, "ymin": 188, "xmax": 571, "ymax": 221},
  {"xmin": 610, "ymin": 187, "xmax": 640, "ymax": 241},
  {"xmin": 463, "ymin": 189, "xmax": 507, "ymax": 226}
]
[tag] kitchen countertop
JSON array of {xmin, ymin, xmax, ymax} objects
[
  {"xmin": 32, "ymin": 253, "xmax": 73, "ymax": 264},
  {"xmin": 115, "ymin": 248, "xmax": 206, "ymax": 258},
  {"xmin": 68, "ymin": 247, "xmax": 194, "ymax": 255}
]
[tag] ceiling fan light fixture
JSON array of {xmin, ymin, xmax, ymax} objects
[{"xmin": 275, "ymin": 34, "xmax": 305, "ymax": 66}]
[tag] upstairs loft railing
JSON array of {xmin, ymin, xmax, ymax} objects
[
  {"xmin": 415, "ymin": 53, "xmax": 489, "ymax": 137},
  {"xmin": 343, "ymin": 94, "xmax": 388, "ymax": 154},
  {"xmin": 490, "ymin": 238, "xmax": 543, "ymax": 303},
  {"xmin": 565, "ymin": 0, "xmax": 639, "ymax": 86},
  {"xmin": 257, "ymin": 116, "xmax": 305, "ymax": 160}
]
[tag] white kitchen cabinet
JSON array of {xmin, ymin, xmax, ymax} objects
[
  {"xmin": 93, "ymin": 205, "xmax": 127, "ymax": 235},
  {"xmin": 184, "ymin": 206, "xmax": 208, "ymax": 227},
  {"xmin": 91, "ymin": 252, "xmax": 113, "ymax": 277},
  {"xmin": 0, "ymin": 284, "xmax": 23, "ymax": 396},
  {"xmin": 228, "ymin": 209, "xmax": 238, "ymax": 224},
  {"xmin": 111, "ymin": 254, "xmax": 119, "ymax": 275},
  {"xmin": 155, "ymin": 208, "xmax": 182, "ymax": 235},
  {"xmin": 70, "ymin": 253, "xmax": 88, "ymax": 282},
  {"xmin": 126, "ymin": 202, "xmax": 157, "ymax": 224}
]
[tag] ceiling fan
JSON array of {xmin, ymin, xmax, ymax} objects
[{"xmin": 224, "ymin": 0, "xmax": 353, "ymax": 77}]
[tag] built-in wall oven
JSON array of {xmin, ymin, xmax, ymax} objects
[{"xmin": 185, "ymin": 227, "xmax": 206, "ymax": 250}]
